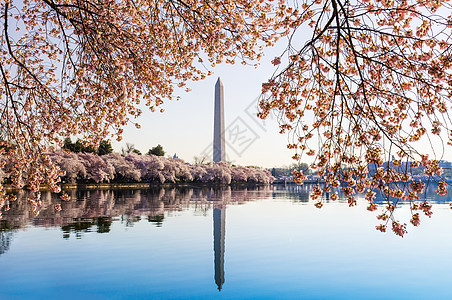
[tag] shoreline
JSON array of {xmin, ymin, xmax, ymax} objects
[{"xmin": 4, "ymin": 182, "xmax": 272, "ymax": 192}]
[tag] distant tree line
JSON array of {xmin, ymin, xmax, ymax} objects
[
  {"xmin": 64, "ymin": 138, "xmax": 166, "ymax": 158},
  {"xmin": 120, "ymin": 143, "xmax": 165, "ymax": 157},
  {"xmin": 271, "ymin": 163, "xmax": 311, "ymax": 178},
  {"xmin": 63, "ymin": 138, "xmax": 113, "ymax": 156}
]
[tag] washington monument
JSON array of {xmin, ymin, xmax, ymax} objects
[{"xmin": 213, "ymin": 77, "xmax": 225, "ymax": 162}]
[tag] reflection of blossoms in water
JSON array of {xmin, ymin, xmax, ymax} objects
[
  {"xmin": 0, "ymin": 153, "xmax": 273, "ymax": 222},
  {"xmin": 0, "ymin": 186, "xmax": 273, "ymax": 240}
]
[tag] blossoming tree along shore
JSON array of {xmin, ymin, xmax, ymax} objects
[
  {"xmin": 2, "ymin": 0, "xmax": 452, "ymax": 236},
  {"xmin": 48, "ymin": 151, "xmax": 274, "ymax": 185},
  {"xmin": 258, "ymin": 0, "xmax": 452, "ymax": 236}
]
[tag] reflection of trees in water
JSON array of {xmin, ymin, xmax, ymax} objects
[
  {"xmin": 62, "ymin": 217, "xmax": 113, "ymax": 239},
  {"xmin": 148, "ymin": 214, "xmax": 164, "ymax": 227},
  {"xmin": 0, "ymin": 229, "xmax": 15, "ymax": 256},
  {"xmin": 121, "ymin": 215, "xmax": 141, "ymax": 228},
  {"xmin": 0, "ymin": 186, "xmax": 273, "ymax": 240},
  {"xmin": 370, "ymin": 182, "xmax": 451, "ymax": 205},
  {"xmin": 273, "ymin": 184, "xmax": 350, "ymax": 203},
  {"xmin": 273, "ymin": 184, "xmax": 311, "ymax": 202},
  {"xmin": 274, "ymin": 182, "xmax": 452, "ymax": 205},
  {"xmin": 0, "ymin": 220, "xmax": 20, "ymax": 256}
]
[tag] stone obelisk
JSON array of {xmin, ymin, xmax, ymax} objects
[{"xmin": 213, "ymin": 77, "xmax": 225, "ymax": 162}]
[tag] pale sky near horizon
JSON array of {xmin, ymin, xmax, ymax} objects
[{"xmin": 111, "ymin": 39, "xmax": 301, "ymax": 169}]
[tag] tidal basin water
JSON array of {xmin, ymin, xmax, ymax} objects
[{"xmin": 1, "ymin": 185, "xmax": 452, "ymax": 299}]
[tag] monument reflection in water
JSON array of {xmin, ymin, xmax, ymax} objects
[{"xmin": 213, "ymin": 206, "xmax": 225, "ymax": 291}]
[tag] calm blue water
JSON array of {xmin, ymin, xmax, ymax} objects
[{"xmin": 1, "ymin": 185, "xmax": 452, "ymax": 299}]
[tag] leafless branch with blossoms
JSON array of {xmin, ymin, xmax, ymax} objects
[
  {"xmin": 259, "ymin": 0, "xmax": 452, "ymax": 236},
  {"xmin": 0, "ymin": 0, "xmax": 290, "ymax": 205}
]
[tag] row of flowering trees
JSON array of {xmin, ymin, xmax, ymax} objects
[{"xmin": 46, "ymin": 151, "xmax": 273, "ymax": 185}]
